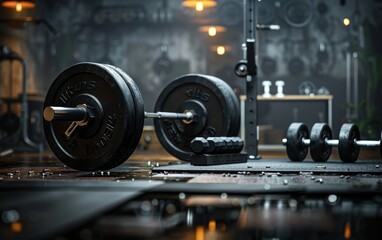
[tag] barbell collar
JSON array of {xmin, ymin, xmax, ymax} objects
[{"xmin": 43, "ymin": 105, "xmax": 88, "ymax": 122}]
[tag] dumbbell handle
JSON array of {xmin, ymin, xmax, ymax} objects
[
  {"xmin": 319, "ymin": 139, "xmax": 378, "ymax": 147},
  {"xmin": 354, "ymin": 140, "xmax": 381, "ymax": 147},
  {"xmin": 282, "ymin": 138, "xmax": 380, "ymax": 147},
  {"xmin": 44, "ymin": 105, "xmax": 193, "ymax": 122},
  {"xmin": 281, "ymin": 138, "xmax": 310, "ymax": 145}
]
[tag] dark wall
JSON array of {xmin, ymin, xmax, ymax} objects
[{"xmin": 0, "ymin": 0, "xmax": 381, "ymax": 142}]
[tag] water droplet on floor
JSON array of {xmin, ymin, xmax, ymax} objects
[
  {"xmin": 179, "ymin": 192, "xmax": 186, "ymax": 200},
  {"xmin": 316, "ymin": 165, "xmax": 326, "ymax": 169},
  {"xmin": 283, "ymin": 179, "xmax": 288, "ymax": 185}
]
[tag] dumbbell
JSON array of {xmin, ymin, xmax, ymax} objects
[
  {"xmin": 282, "ymin": 122, "xmax": 382, "ymax": 162},
  {"xmin": 190, "ymin": 137, "xmax": 244, "ymax": 155},
  {"xmin": 43, "ymin": 62, "xmax": 240, "ymax": 170}
]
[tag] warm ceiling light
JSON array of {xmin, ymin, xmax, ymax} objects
[
  {"xmin": 210, "ymin": 45, "xmax": 232, "ymax": 56},
  {"xmin": 208, "ymin": 27, "xmax": 216, "ymax": 36},
  {"xmin": 199, "ymin": 25, "xmax": 226, "ymax": 37},
  {"xmin": 343, "ymin": 17, "xmax": 350, "ymax": 26},
  {"xmin": 1, "ymin": 0, "xmax": 35, "ymax": 12},
  {"xmin": 217, "ymin": 46, "xmax": 225, "ymax": 55},
  {"xmin": 195, "ymin": 1, "xmax": 203, "ymax": 11},
  {"xmin": 182, "ymin": 0, "xmax": 217, "ymax": 12}
]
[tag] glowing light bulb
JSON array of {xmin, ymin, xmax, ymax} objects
[
  {"xmin": 343, "ymin": 18, "xmax": 350, "ymax": 26},
  {"xmin": 15, "ymin": 1, "xmax": 22, "ymax": 11},
  {"xmin": 208, "ymin": 27, "xmax": 217, "ymax": 36},
  {"xmin": 195, "ymin": 1, "xmax": 204, "ymax": 11},
  {"xmin": 217, "ymin": 46, "xmax": 225, "ymax": 55},
  {"xmin": 208, "ymin": 219, "xmax": 216, "ymax": 232}
]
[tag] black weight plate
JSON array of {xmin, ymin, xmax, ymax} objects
[
  {"xmin": 310, "ymin": 123, "xmax": 332, "ymax": 162},
  {"xmin": 282, "ymin": 0, "xmax": 314, "ymax": 28},
  {"xmin": 43, "ymin": 62, "xmax": 136, "ymax": 171},
  {"xmin": 338, "ymin": 123, "xmax": 360, "ymax": 163},
  {"xmin": 102, "ymin": 64, "xmax": 145, "ymax": 169},
  {"xmin": 154, "ymin": 74, "xmax": 237, "ymax": 161},
  {"xmin": 286, "ymin": 122, "xmax": 309, "ymax": 162},
  {"xmin": 208, "ymin": 75, "xmax": 240, "ymax": 136}
]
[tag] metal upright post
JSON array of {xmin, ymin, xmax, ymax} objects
[
  {"xmin": 236, "ymin": 0, "xmax": 279, "ymax": 159},
  {"xmin": 243, "ymin": 0, "xmax": 260, "ymax": 159}
]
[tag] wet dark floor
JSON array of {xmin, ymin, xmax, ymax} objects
[{"xmin": 1, "ymin": 149, "xmax": 382, "ymax": 240}]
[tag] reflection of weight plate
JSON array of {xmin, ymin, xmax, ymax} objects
[
  {"xmin": 218, "ymin": 1, "xmax": 242, "ymax": 26},
  {"xmin": 317, "ymin": 2, "xmax": 329, "ymax": 15},
  {"xmin": 298, "ymin": 81, "xmax": 316, "ymax": 95},
  {"xmin": 258, "ymin": 0, "xmax": 277, "ymax": 24},
  {"xmin": 154, "ymin": 74, "xmax": 240, "ymax": 161},
  {"xmin": 282, "ymin": 0, "xmax": 314, "ymax": 28},
  {"xmin": 43, "ymin": 62, "xmax": 140, "ymax": 171}
]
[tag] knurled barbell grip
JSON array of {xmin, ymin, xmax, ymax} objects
[
  {"xmin": 144, "ymin": 111, "xmax": 193, "ymax": 121},
  {"xmin": 43, "ymin": 105, "xmax": 88, "ymax": 122}
]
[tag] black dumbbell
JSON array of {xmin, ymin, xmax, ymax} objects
[
  {"xmin": 283, "ymin": 122, "xmax": 382, "ymax": 162},
  {"xmin": 191, "ymin": 137, "xmax": 244, "ymax": 155},
  {"xmin": 206, "ymin": 137, "xmax": 227, "ymax": 154}
]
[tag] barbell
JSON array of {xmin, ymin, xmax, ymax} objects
[{"xmin": 43, "ymin": 62, "xmax": 240, "ymax": 170}]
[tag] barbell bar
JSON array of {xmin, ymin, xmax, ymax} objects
[
  {"xmin": 44, "ymin": 106, "xmax": 194, "ymax": 124},
  {"xmin": 43, "ymin": 105, "xmax": 195, "ymax": 139}
]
